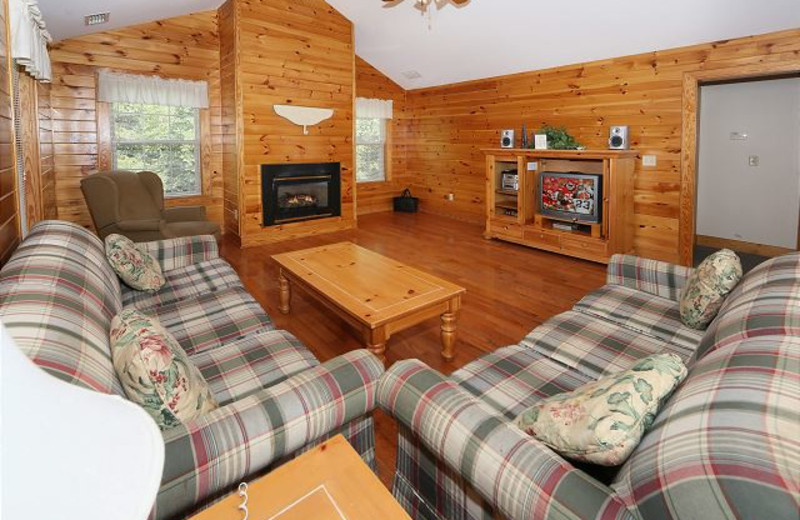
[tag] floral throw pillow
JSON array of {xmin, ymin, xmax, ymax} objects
[
  {"xmin": 110, "ymin": 309, "xmax": 219, "ymax": 430},
  {"xmin": 514, "ymin": 353, "xmax": 687, "ymax": 466},
  {"xmin": 679, "ymin": 249, "xmax": 743, "ymax": 330},
  {"xmin": 105, "ymin": 234, "xmax": 165, "ymax": 292}
]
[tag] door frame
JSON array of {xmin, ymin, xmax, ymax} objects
[{"xmin": 678, "ymin": 62, "xmax": 800, "ymax": 266}]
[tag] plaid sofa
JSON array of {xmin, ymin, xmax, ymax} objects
[
  {"xmin": 378, "ymin": 253, "xmax": 799, "ymax": 520},
  {"xmin": 0, "ymin": 220, "xmax": 384, "ymax": 520}
]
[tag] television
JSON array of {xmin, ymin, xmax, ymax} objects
[{"xmin": 538, "ymin": 172, "xmax": 602, "ymax": 224}]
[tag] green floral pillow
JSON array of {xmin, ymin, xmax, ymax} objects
[
  {"xmin": 105, "ymin": 234, "xmax": 165, "ymax": 292},
  {"xmin": 679, "ymin": 249, "xmax": 742, "ymax": 330},
  {"xmin": 110, "ymin": 309, "xmax": 219, "ymax": 430},
  {"xmin": 514, "ymin": 353, "xmax": 687, "ymax": 466}
]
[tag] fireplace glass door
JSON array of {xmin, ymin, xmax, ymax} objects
[{"xmin": 262, "ymin": 163, "xmax": 341, "ymax": 226}]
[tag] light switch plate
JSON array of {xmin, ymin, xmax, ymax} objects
[
  {"xmin": 642, "ymin": 155, "xmax": 657, "ymax": 167},
  {"xmin": 527, "ymin": 162, "xmax": 538, "ymax": 171}
]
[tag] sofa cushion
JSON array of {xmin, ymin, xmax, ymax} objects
[
  {"xmin": 612, "ymin": 336, "xmax": 800, "ymax": 520},
  {"xmin": 679, "ymin": 249, "xmax": 742, "ymax": 330},
  {"xmin": 515, "ymin": 353, "xmax": 687, "ymax": 466},
  {"xmin": 151, "ymin": 285, "xmax": 275, "ymax": 356},
  {"xmin": 105, "ymin": 234, "xmax": 166, "ymax": 292},
  {"xmin": 520, "ymin": 310, "xmax": 690, "ymax": 381},
  {"xmin": 452, "ymin": 345, "xmax": 593, "ymax": 419},
  {"xmin": 574, "ymin": 285, "xmax": 703, "ymax": 353},
  {"xmin": 189, "ymin": 329, "xmax": 318, "ymax": 405},
  {"xmin": 111, "ymin": 309, "xmax": 219, "ymax": 429},
  {"xmin": 122, "ymin": 258, "xmax": 242, "ymax": 311},
  {"xmin": 696, "ymin": 252, "xmax": 800, "ymax": 361}
]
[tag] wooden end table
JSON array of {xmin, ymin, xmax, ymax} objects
[
  {"xmin": 272, "ymin": 242, "xmax": 465, "ymax": 362},
  {"xmin": 190, "ymin": 435, "xmax": 410, "ymax": 520}
]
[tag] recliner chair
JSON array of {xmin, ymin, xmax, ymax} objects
[{"xmin": 80, "ymin": 170, "xmax": 221, "ymax": 242}]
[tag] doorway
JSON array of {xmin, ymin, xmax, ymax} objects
[
  {"xmin": 694, "ymin": 75, "xmax": 800, "ymax": 271},
  {"xmin": 679, "ymin": 63, "xmax": 800, "ymax": 267}
]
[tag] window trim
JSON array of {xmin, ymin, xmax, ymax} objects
[
  {"xmin": 109, "ymin": 102, "xmax": 203, "ymax": 198},
  {"xmin": 355, "ymin": 117, "xmax": 391, "ymax": 184}
]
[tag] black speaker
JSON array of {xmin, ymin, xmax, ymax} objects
[
  {"xmin": 500, "ymin": 129, "xmax": 515, "ymax": 149},
  {"xmin": 609, "ymin": 126, "xmax": 629, "ymax": 150}
]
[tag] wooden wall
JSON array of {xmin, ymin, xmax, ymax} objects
[
  {"xmin": 354, "ymin": 56, "xmax": 410, "ymax": 215},
  {"xmin": 0, "ymin": 0, "xmax": 18, "ymax": 264},
  {"xmin": 38, "ymin": 81, "xmax": 56, "ymax": 220},
  {"xmin": 219, "ymin": 0, "xmax": 242, "ymax": 239},
  {"xmin": 219, "ymin": 0, "xmax": 357, "ymax": 247},
  {"xmin": 47, "ymin": 11, "xmax": 224, "ymax": 230},
  {"xmin": 404, "ymin": 29, "xmax": 800, "ymax": 263}
]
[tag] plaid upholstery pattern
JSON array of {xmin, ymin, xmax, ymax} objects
[
  {"xmin": 190, "ymin": 329, "xmax": 318, "ymax": 405},
  {"xmin": 122, "ymin": 258, "xmax": 242, "ymax": 311},
  {"xmin": 155, "ymin": 349, "xmax": 384, "ymax": 520},
  {"xmin": 452, "ymin": 345, "xmax": 593, "ymax": 419},
  {"xmin": 696, "ymin": 252, "xmax": 800, "ymax": 361},
  {"xmin": 606, "ymin": 254, "xmax": 694, "ymax": 302},
  {"xmin": 378, "ymin": 360, "xmax": 635, "ymax": 520},
  {"xmin": 0, "ymin": 221, "xmax": 124, "ymax": 395},
  {"xmin": 151, "ymin": 285, "xmax": 275, "ymax": 356},
  {"xmin": 520, "ymin": 310, "xmax": 691, "ymax": 381},
  {"xmin": 574, "ymin": 285, "xmax": 703, "ymax": 352},
  {"xmin": 612, "ymin": 336, "xmax": 800, "ymax": 520},
  {"xmin": 137, "ymin": 235, "xmax": 219, "ymax": 272}
]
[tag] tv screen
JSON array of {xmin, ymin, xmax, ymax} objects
[{"xmin": 539, "ymin": 172, "xmax": 602, "ymax": 224}]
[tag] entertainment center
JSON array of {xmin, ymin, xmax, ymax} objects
[{"xmin": 484, "ymin": 149, "xmax": 637, "ymax": 263}]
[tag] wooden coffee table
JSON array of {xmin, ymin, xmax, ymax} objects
[
  {"xmin": 272, "ymin": 242, "xmax": 465, "ymax": 361},
  {"xmin": 190, "ymin": 435, "xmax": 410, "ymax": 520}
]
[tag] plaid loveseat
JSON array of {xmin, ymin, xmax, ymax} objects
[
  {"xmin": 0, "ymin": 220, "xmax": 384, "ymax": 520},
  {"xmin": 378, "ymin": 253, "xmax": 799, "ymax": 520}
]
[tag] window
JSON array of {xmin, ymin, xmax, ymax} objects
[
  {"xmin": 356, "ymin": 118, "xmax": 388, "ymax": 183},
  {"xmin": 111, "ymin": 102, "xmax": 202, "ymax": 197}
]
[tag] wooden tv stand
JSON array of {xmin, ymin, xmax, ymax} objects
[{"xmin": 483, "ymin": 149, "xmax": 637, "ymax": 263}]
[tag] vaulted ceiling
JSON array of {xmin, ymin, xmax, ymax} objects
[{"xmin": 38, "ymin": 0, "xmax": 800, "ymax": 89}]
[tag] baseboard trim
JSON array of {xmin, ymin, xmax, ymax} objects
[{"xmin": 696, "ymin": 235, "xmax": 795, "ymax": 258}]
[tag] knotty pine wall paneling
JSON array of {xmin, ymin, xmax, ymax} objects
[
  {"xmin": 404, "ymin": 29, "xmax": 800, "ymax": 263},
  {"xmin": 221, "ymin": 0, "xmax": 357, "ymax": 246},
  {"xmin": 355, "ymin": 56, "xmax": 410, "ymax": 215},
  {"xmin": 0, "ymin": 0, "xmax": 19, "ymax": 264},
  {"xmin": 17, "ymin": 71, "xmax": 43, "ymax": 228},
  {"xmin": 219, "ymin": 0, "xmax": 243, "ymax": 239},
  {"xmin": 47, "ymin": 11, "xmax": 224, "ymax": 230},
  {"xmin": 38, "ymin": 81, "xmax": 56, "ymax": 220}
]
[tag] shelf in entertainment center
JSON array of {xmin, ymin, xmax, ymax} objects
[{"xmin": 484, "ymin": 149, "xmax": 636, "ymax": 264}]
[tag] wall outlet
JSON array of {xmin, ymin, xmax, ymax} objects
[
  {"xmin": 642, "ymin": 155, "xmax": 657, "ymax": 167},
  {"xmin": 748, "ymin": 155, "xmax": 760, "ymax": 167},
  {"xmin": 233, "ymin": 209, "xmax": 239, "ymax": 220},
  {"xmin": 445, "ymin": 193, "xmax": 455, "ymax": 201},
  {"xmin": 527, "ymin": 161, "xmax": 538, "ymax": 171}
]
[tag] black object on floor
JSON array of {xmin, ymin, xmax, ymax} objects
[{"xmin": 694, "ymin": 244, "xmax": 770, "ymax": 274}]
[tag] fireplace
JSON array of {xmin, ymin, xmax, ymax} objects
[{"xmin": 261, "ymin": 163, "xmax": 341, "ymax": 226}]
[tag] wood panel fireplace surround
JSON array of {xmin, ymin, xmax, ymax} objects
[{"xmin": 261, "ymin": 163, "xmax": 342, "ymax": 226}]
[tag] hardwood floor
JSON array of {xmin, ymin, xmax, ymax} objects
[{"xmin": 220, "ymin": 211, "xmax": 607, "ymax": 488}]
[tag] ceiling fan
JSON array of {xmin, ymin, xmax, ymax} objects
[{"xmin": 382, "ymin": 0, "xmax": 470, "ymax": 12}]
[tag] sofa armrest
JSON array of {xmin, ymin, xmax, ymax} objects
[
  {"xmin": 163, "ymin": 205, "xmax": 207, "ymax": 222},
  {"xmin": 117, "ymin": 218, "xmax": 164, "ymax": 232},
  {"xmin": 607, "ymin": 254, "xmax": 695, "ymax": 301},
  {"xmin": 378, "ymin": 360, "xmax": 634, "ymax": 520},
  {"xmin": 155, "ymin": 350, "xmax": 384, "ymax": 520},
  {"xmin": 137, "ymin": 234, "xmax": 219, "ymax": 272}
]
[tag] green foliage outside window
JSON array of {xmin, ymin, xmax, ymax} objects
[
  {"xmin": 356, "ymin": 118, "xmax": 386, "ymax": 183},
  {"xmin": 112, "ymin": 103, "xmax": 201, "ymax": 196}
]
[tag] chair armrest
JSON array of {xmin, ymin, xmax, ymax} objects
[
  {"xmin": 116, "ymin": 218, "xmax": 164, "ymax": 232},
  {"xmin": 607, "ymin": 254, "xmax": 695, "ymax": 301},
  {"xmin": 163, "ymin": 205, "xmax": 207, "ymax": 222},
  {"xmin": 155, "ymin": 350, "xmax": 384, "ymax": 520},
  {"xmin": 378, "ymin": 360, "xmax": 634, "ymax": 520},
  {"xmin": 137, "ymin": 235, "xmax": 219, "ymax": 272}
]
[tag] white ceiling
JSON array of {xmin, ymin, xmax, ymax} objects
[
  {"xmin": 327, "ymin": 0, "xmax": 800, "ymax": 89},
  {"xmin": 37, "ymin": 0, "xmax": 224, "ymax": 41},
  {"xmin": 37, "ymin": 0, "xmax": 800, "ymax": 90}
]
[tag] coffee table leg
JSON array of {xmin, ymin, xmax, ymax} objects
[
  {"xmin": 278, "ymin": 271, "xmax": 291, "ymax": 315},
  {"xmin": 365, "ymin": 326, "xmax": 388, "ymax": 364},
  {"xmin": 440, "ymin": 311, "xmax": 457, "ymax": 361}
]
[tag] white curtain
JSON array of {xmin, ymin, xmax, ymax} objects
[
  {"xmin": 9, "ymin": 0, "xmax": 52, "ymax": 82},
  {"xmin": 98, "ymin": 70, "xmax": 209, "ymax": 108},
  {"xmin": 356, "ymin": 97, "xmax": 393, "ymax": 119}
]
